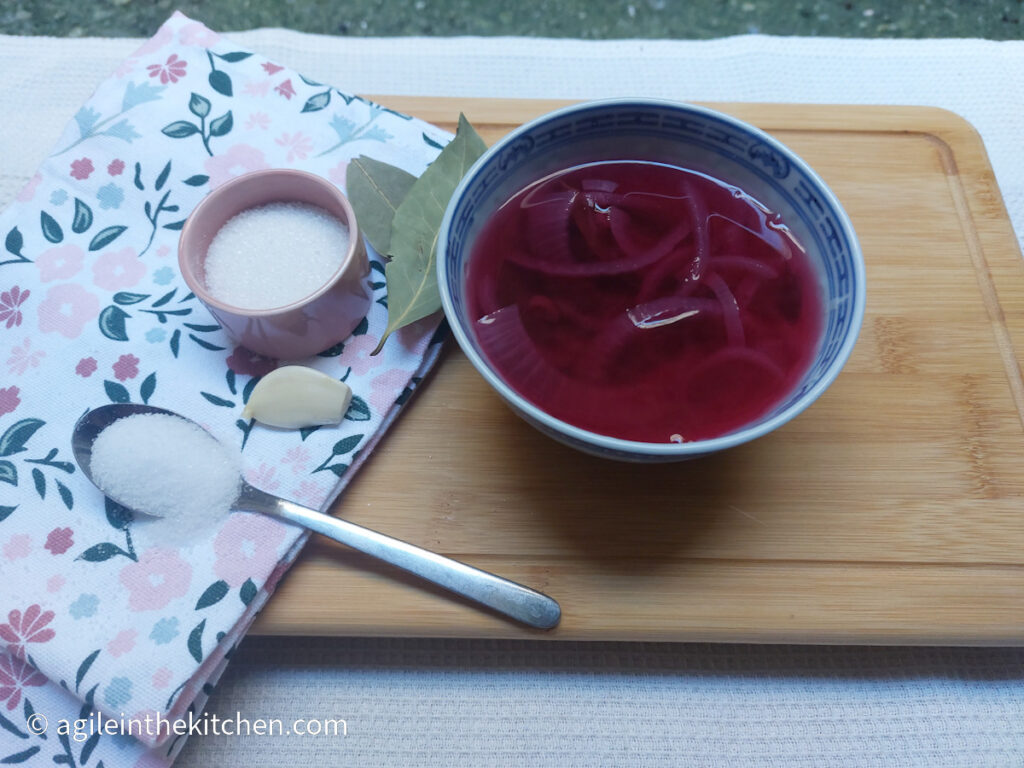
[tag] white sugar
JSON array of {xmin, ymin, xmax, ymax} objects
[
  {"xmin": 204, "ymin": 201, "xmax": 350, "ymax": 310},
  {"xmin": 90, "ymin": 413, "xmax": 241, "ymax": 546}
]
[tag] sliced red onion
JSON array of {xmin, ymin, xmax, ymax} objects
[
  {"xmin": 609, "ymin": 204, "xmax": 690, "ymax": 264},
  {"xmin": 521, "ymin": 188, "xmax": 576, "ymax": 264},
  {"xmin": 685, "ymin": 345, "xmax": 786, "ymax": 398},
  {"xmin": 627, "ymin": 296, "xmax": 720, "ymax": 329},
  {"xmin": 706, "ymin": 272, "xmax": 745, "ymax": 346},
  {"xmin": 711, "ymin": 255, "xmax": 779, "ymax": 280},
  {"xmin": 474, "ymin": 305, "xmax": 581, "ymax": 411},
  {"xmin": 684, "ymin": 184, "xmax": 709, "ymax": 282},
  {"xmin": 581, "ymin": 178, "xmax": 619, "ymax": 193},
  {"xmin": 708, "ymin": 212, "xmax": 789, "ymax": 257}
]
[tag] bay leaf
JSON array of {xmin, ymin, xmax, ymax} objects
[
  {"xmin": 373, "ymin": 114, "xmax": 485, "ymax": 354},
  {"xmin": 346, "ymin": 155, "xmax": 417, "ymax": 256}
]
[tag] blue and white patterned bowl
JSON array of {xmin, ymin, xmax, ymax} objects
[{"xmin": 437, "ymin": 99, "xmax": 865, "ymax": 461}]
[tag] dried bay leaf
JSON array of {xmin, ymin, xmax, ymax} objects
[
  {"xmin": 346, "ymin": 155, "xmax": 418, "ymax": 255},
  {"xmin": 373, "ymin": 114, "xmax": 486, "ymax": 353}
]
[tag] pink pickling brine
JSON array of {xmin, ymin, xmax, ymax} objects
[{"xmin": 467, "ymin": 161, "xmax": 823, "ymax": 443}]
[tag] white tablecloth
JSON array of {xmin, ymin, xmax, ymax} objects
[{"xmin": 2, "ymin": 27, "xmax": 1022, "ymax": 767}]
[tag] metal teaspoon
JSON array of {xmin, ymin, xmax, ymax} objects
[{"xmin": 71, "ymin": 403, "xmax": 561, "ymax": 630}]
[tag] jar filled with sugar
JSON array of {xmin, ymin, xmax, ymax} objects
[{"xmin": 178, "ymin": 169, "xmax": 370, "ymax": 359}]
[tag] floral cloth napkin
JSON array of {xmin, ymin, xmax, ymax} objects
[{"xmin": 0, "ymin": 11, "xmax": 451, "ymax": 766}]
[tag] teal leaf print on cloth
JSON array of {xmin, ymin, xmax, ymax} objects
[
  {"xmin": 0, "ymin": 418, "xmax": 45, "ymax": 456},
  {"xmin": 1, "ymin": 746, "xmax": 41, "ymax": 763},
  {"xmin": 53, "ymin": 81, "xmax": 165, "ymax": 156},
  {"xmin": 315, "ymin": 105, "xmax": 393, "ymax": 157},
  {"xmin": 71, "ymin": 199, "xmax": 93, "ymax": 233},
  {"xmin": 301, "ymin": 90, "xmax": 331, "ymax": 113},
  {"xmin": 98, "ymin": 305, "xmax": 130, "ymax": 340},
  {"xmin": 98, "ymin": 286, "xmax": 219, "ymax": 355},
  {"xmin": 135, "ymin": 160, "xmax": 184, "ymax": 254},
  {"xmin": 76, "ymin": 499, "xmax": 137, "ymax": 563},
  {"xmin": 105, "ymin": 119, "xmax": 142, "ymax": 143},
  {"xmin": 205, "ymin": 50, "xmax": 251, "ymax": 96},
  {"xmin": 0, "ymin": 461, "xmax": 16, "ymax": 486},
  {"xmin": 194, "ymin": 580, "xmax": 229, "ymax": 610},
  {"xmin": 75, "ymin": 649, "xmax": 101, "ymax": 693},
  {"xmin": 239, "ymin": 578, "xmax": 257, "ymax": 606},
  {"xmin": 40, "ymin": 212, "xmax": 63, "ymax": 244},
  {"xmin": 0, "ymin": 418, "xmax": 75, "ymax": 504},
  {"xmin": 2, "ymin": 227, "xmax": 30, "ymax": 267},
  {"xmin": 187, "ymin": 620, "xmax": 205, "ymax": 663},
  {"xmin": 88, "ymin": 225, "xmax": 127, "ymax": 251},
  {"xmin": 162, "ymin": 90, "xmax": 233, "ymax": 156},
  {"xmin": 122, "ymin": 80, "xmax": 166, "ymax": 111}
]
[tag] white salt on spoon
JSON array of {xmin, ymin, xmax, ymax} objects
[
  {"xmin": 89, "ymin": 413, "xmax": 241, "ymax": 546},
  {"xmin": 204, "ymin": 201, "xmax": 350, "ymax": 310}
]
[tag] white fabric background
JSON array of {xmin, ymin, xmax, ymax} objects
[{"xmin": 2, "ymin": 28, "xmax": 1023, "ymax": 767}]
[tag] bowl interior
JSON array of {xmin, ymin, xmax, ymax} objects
[
  {"xmin": 440, "ymin": 100, "xmax": 864, "ymax": 456},
  {"xmin": 179, "ymin": 169, "xmax": 360, "ymax": 315}
]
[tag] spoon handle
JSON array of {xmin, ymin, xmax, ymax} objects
[{"xmin": 239, "ymin": 485, "xmax": 561, "ymax": 630}]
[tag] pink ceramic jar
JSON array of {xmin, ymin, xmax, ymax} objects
[{"xmin": 178, "ymin": 169, "xmax": 370, "ymax": 359}]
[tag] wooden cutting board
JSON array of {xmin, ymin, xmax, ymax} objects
[{"xmin": 252, "ymin": 97, "xmax": 1024, "ymax": 645}]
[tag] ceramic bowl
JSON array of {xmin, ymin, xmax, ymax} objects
[
  {"xmin": 437, "ymin": 98, "xmax": 865, "ymax": 462},
  {"xmin": 178, "ymin": 169, "xmax": 370, "ymax": 359}
]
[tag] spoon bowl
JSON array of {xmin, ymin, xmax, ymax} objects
[{"xmin": 72, "ymin": 403, "xmax": 561, "ymax": 630}]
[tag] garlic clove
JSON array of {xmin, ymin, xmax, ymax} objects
[{"xmin": 241, "ymin": 365, "xmax": 353, "ymax": 429}]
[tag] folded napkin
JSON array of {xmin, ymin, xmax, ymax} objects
[{"xmin": 0, "ymin": 11, "xmax": 451, "ymax": 765}]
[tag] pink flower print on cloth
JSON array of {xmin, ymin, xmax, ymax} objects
[
  {"xmin": 113, "ymin": 353, "xmax": 140, "ymax": 381},
  {"xmin": 107, "ymin": 629, "xmax": 139, "ymax": 658},
  {"xmin": 0, "ymin": 605, "xmax": 56, "ymax": 659},
  {"xmin": 0, "ymin": 654, "xmax": 47, "ymax": 711},
  {"xmin": 275, "ymin": 131, "xmax": 313, "ymax": 162},
  {"xmin": 37, "ymin": 283, "xmax": 99, "ymax": 338},
  {"xmin": 0, "ymin": 286, "xmax": 30, "ymax": 328},
  {"xmin": 328, "ymin": 158, "xmax": 350, "ymax": 187},
  {"xmin": 92, "ymin": 247, "xmax": 145, "ymax": 291},
  {"xmin": 75, "ymin": 356, "xmax": 97, "ymax": 377},
  {"xmin": 44, "ymin": 527, "xmax": 74, "ymax": 555},
  {"xmin": 339, "ymin": 333, "xmax": 380, "ymax": 376},
  {"xmin": 120, "ymin": 549, "xmax": 194, "ymax": 611},
  {"xmin": 2, "ymin": 534, "xmax": 31, "ymax": 561},
  {"xmin": 281, "ymin": 445, "xmax": 311, "ymax": 475},
  {"xmin": 6, "ymin": 336, "xmax": 45, "ymax": 376},
  {"xmin": 70, "ymin": 157, "xmax": 94, "ymax": 180},
  {"xmin": 36, "ymin": 244, "xmax": 85, "ymax": 283},
  {"xmin": 275, "ymin": 79, "xmax": 296, "ymax": 99},
  {"xmin": 204, "ymin": 143, "xmax": 269, "ymax": 188},
  {"xmin": 147, "ymin": 53, "xmax": 188, "ymax": 84},
  {"xmin": 245, "ymin": 112, "xmax": 270, "ymax": 130},
  {"xmin": 213, "ymin": 514, "xmax": 288, "ymax": 588},
  {"xmin": 0, "ymin": 386, "xmax": 20, "ymax": 416}
]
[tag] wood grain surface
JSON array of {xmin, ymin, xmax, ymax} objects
[{"xmin": 252, "ymin": 98, "xmax": 1024, "ymax": 644}]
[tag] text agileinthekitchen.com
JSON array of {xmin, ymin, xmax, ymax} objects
[{"xmin": 25, "ymin": 710, "xmax": 348, "ymax": 741}]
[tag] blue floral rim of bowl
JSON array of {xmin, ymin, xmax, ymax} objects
[{"xmin": 438, "ymin": 98, "xmax": 866, "ymax": 460}]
